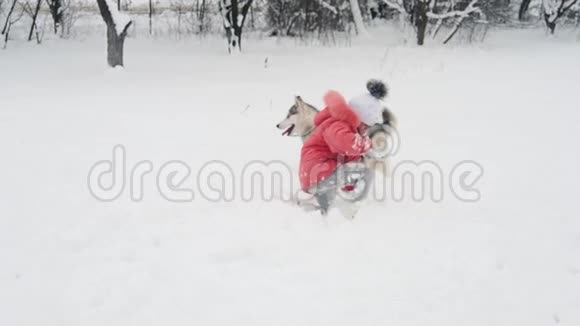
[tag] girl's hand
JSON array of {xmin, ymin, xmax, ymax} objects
[{"xmin": 357, "ymin": 124, "xmax": 368, "ymax": 135}]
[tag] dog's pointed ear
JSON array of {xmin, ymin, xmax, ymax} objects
[
  {"xmin": 295, "ymin": 96, "xmax": 305, "ymax": 112},
  {"xmin": 295, "ymin": 96, "xmax": 304, "ymax": 106}
]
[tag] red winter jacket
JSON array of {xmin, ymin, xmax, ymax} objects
[{"xmin": 299, "ymin": 91, "xmax": 372, "ymax": 192}]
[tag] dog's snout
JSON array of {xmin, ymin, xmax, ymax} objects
[{"xmin": 276, "ymin": 124, "xmax": 280, "ymax": 128}]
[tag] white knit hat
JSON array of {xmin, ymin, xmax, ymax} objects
[
  {"xmin": 349, "ymin": 94, "xmax": 382, "ymax": 126},
  {"xmin": 349, "ymin": 79, "xmax": 388, "ymax": 126}
]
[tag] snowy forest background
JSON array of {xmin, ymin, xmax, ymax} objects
[{"xmin": 1, "ymin": 0, "xmax": 579, "ymax": 56}]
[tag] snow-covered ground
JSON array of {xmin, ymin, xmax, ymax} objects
[{"xmin": 1, "ymin": 29, "xmax": 580, "ymax": 325}]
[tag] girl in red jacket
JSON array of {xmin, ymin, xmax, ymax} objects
[{"xmin": 300, "ymin": 81, "xmax": 387, "ymax": 215}]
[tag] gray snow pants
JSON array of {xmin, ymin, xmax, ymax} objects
[{"xmin": 308, "ymin": 162, "xmax": 373, "ymax": 215}]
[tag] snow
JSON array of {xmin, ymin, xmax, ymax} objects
[
  {"xmin": 1, "ymin": 28, "xmax": 580, "ymax": 325},
  {"xmin": 427, "ymin": 0, "xmax": 482, "ymax": 20},
  {"xmin": 106, "ymin": 0, "xmax": 133, "ymax": 35}
]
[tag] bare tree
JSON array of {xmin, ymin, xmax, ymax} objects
[
  {"xmin": 518, "ymin": 0, "xmax": 533, "ymax": 20},
  {"xmin": 414, "ymin": 0, "xmax": 429, "ymax": 45},
  {"xmin": 23, "ymin": 0, "xmax": 43, "ymax": 41},
  {"xmin": 3, "ymin": 2, "xmax": 23, "ymax": 48},
  {"xmin": 60, "ymin": 0, "xmax": 78, "ymax": 38},
  {"xmin": 148, "ymin": 0, "xmax": 153, "ymax": 35},
  {"xmin": 2, "ymin": 0, "xmax": 18, "ymax": 35},
  {"xmin": 265, "ymin": 0, "xmax": 353, "ymax": 41},
  {"xmin": 46, "ymin": 0, "xmax": 62, "ymax": 33},
  {"xmin": 170, "ymin": 0, "xmax": 187, "ymax": 36},
  {"xmin": 195, "ymin": 0, "xmax": 209, "ymax": 33},
  {"xmin": 218, "ymin": 0, "xmax": 254, "ymax": 52},
  {"xmin": 96, "ymin": 0, "xmax": 132, "ymax": 67},
  {"xmin": 349, "ymin": 0, "xmax": 368, "ymax": 36},
  {"xmin": 428, "ymin": 0, "xmax": 483, "ymax": 44},
  {"xmin": 265, "ymin": 0, "xmax": 298, "ymax": 36},
  {"xmin": 543, "ymin": 0, "xmax": 578, "ymax": 33},
  {"xmin": 381, "ymin": 0, "xmax": 484, "ymax": 45}
]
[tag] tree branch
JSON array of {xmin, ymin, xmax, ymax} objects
[
  {"xmin": 427, "ymin": 0, "xmax": 481, "ymax": 19},
  {"xmin": 316, "ymin": 0, "xmax": 338, "ymax": 14},
  {"xmin": 120, "ymin": 20, "xmax": 132, "ymax": 37},
  {"xmin": 380, "ymin": 0, "xmax": 405, "ymax": 13}
]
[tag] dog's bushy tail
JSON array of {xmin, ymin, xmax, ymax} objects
[{"xmin": 367, "ymin": 79, "xmax": 388, "ymax": 100}]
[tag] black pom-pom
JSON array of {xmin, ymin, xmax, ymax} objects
[{"xmin": 366, "ymin": 79, "xmax": 388, "ymax": 100}]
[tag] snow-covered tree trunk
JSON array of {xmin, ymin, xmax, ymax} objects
[
  {"xmin": 47, "ymin": 0, "xmax": 63, "ymax": 34},
  {"xmin": 349, "ymin": 0, "xmax": 368, "ymax": 36},
  {"xmin": 542, "ymin": 0, "xmax": 578, "ymax": 34},
  {"xmin": 219, "ymin": 0, "xmax": 235, "ymax": 52},
  {"xmin": 544, "ymin": 0, "xmax": 559, "ymax": 33},
  {"xmin": 219, "ymin": 0, "xmax": 253, "ymax": 53},
  {"xmin": 96, "ymin": 0, "xmax": 132, "ymax": 67},
  {"xmin": 27, "ymin": 0, "xmax": 42, "ymax": 41},
  {"xmin": 381, "ymin": 0, "xmax": 428, "ymax": 45}
]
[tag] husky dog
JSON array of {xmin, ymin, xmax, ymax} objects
[{"xmin": 277, "ymin": 96, "xmax": 397, "ymax": 164}]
